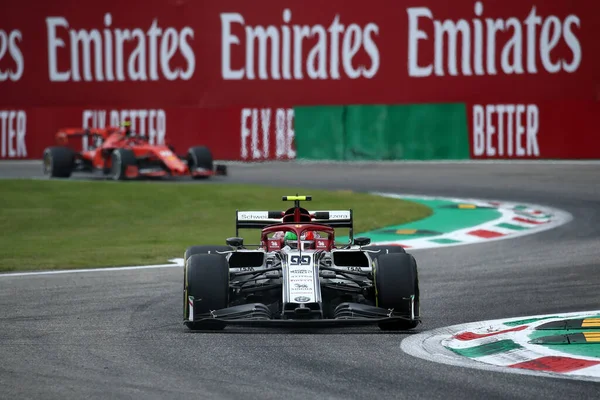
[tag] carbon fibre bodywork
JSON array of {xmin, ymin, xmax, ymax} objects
[
  {"xmin": 42, "ymin": 126, "xmax": 227, "ymax": 180},
  {"xmin": 183, "ymin": 196, "xmax": 420, "ymax": 330}
]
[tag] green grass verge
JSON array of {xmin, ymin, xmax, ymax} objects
[{"xmin": 0, "ymin": 179, "xmax": 432, "ymax": 272}]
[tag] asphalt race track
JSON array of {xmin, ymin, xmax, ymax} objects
[{"xmin": 1, "ymin": 160, "xmax": 599, "ymax": 399}]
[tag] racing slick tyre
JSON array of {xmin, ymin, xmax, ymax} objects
[
  {"xmin": 184, "ymin": 245, "xmax": 233, "ymax": 264},
  {"xmin": 183, "ymin": 246, "xmax": 233, "ymax": 318},
  {"xmin": 110, "ymin": 149, "xmax": 137, "ymax": 181},
  {"xmin": 43, "ymin": 146, "xmax": 75, "ymax": 178},
  {"xmin": 187, "ymin": 146, "xmax": 214, "ymax": 180},
  {"xmin": 363, "ymin": 245, "xmax": 406, "ymax": 260},
  {"xmin": 184, "ymin": 254, "xmax": 229, "ymax": 330},
  {"xmin": 373, "ymin": 253, "xmax": 420, "ymax": 331}
]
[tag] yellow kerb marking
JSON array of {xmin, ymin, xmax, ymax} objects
[
  {"xmin": 458, "ymin": 204, "xmax": 477, "ymax": 209},
  {"xmin": 583, "ymin": 332, "xmax": 600, "ymax": 342},
  {"xmin": 396, "ymin": 229, "xmax": 417, "ymax": 235},
  {"xmin": 582, "ymin": 319, "xmax": 600, "ymax": 327}
]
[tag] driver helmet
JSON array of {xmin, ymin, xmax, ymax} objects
[
  {"xmin": 301, "ymin": 231, "xmax": 317, "ymax": 249},
  {"xmin": 284, "ymin": 231, "xmax": 298, "ymax": 248},
  {"xmin": 303, "ymin": 231, "xmax": 315, "ymax": 240},
  {"xmin": 121, "ymin": 120, "xmax": 133, "ymax": 136},
  {"xmin": 272, "ymin": 231, "xmax": 285, "ymax": 239}
]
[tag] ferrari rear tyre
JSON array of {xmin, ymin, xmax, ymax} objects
[
  {"xmin": 364, "ymin": 245, "xmax": 406, "ymax": 260},
  {"xmin": 43, "ymin": 146, "xmax": 75, "ymax": 178},
  {"xmin": 184, "ymin": 254, "xmax": 229, "ymax": 330},
  {"xmin": 373, "ymin": 253, "xmax": 420, "ymax": 331},
  {"xmin": 110, "ymin": 149, "xmax": 136, "ymax": 180},
  {"xmin": 187, "ymin": 146, "xmax": 214, "ymax": 180}
]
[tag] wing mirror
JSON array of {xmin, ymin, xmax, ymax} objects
[
  {"xmin": 226, "ymin": 237, "xmax": 244, "ymax": 248},
  {"xmin": 354, "ymin": 237, "xmax": 371, "ymax": 246}
]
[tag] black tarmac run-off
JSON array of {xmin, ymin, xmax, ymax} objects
[{"xmin": 0, "ymin": 160, "xmax": 599, "ymax": 399}]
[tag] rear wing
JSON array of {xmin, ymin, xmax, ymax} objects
[
  {"xmin": 235, "ymin": 209, "xmax": 354, "ymax": 239},
  {"xmin": 235, "ymin": 195, "xmax": 355, "ymax": 241},
  {"xmin": 55, "ymin": 127, "xmax": 119, "ymax": 146},
  {"xmin": 57, "ymin": 127, "xmax": 114, "ymax": 137},
  {"xmin": 235, "ymin": 211, "xmax": 286, "ymax": 231}
]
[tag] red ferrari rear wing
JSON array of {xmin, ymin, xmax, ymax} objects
[{"xmin": 55, "ymin": 127, "xmax": 122, "ymax": 145}]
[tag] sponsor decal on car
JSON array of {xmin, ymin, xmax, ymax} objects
[
  {"xmin": 290, "ymin": 255, "xmax": 311, "ymax": 265},
  {"xmin": 328, "ymin": 211, "xmax": 351, "ymax": 220},
  {"xmin": 287, "ymin": 253, "xmax": 316, "ymax": 302},
  {"xmin": 317, "ymin": 240, "xmax": 327, "ymax": 248},
  {"xmin": 138, "ymin": 168, "xmax": 163, "ymax": 174},
  {"xmin": 290, "ymin": 269, "xmax": 311, "ymax": 274},
  {"xmin": 345, "ymin": 266, "xmax": 370, "ymax": 272},
  {"xmin": 237, "ymin": 211, "xmax": 270, "ymax": 220},
  {"xmin": 293, "ymin": 283, "xmax": 311, "ymax": 290}
]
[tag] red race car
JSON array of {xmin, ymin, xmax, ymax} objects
[{"xmin": 42, "ymin": 124, "xmax": 227, "ymax": 180}]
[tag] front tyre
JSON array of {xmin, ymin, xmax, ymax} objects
[
  {"xmin": 110, "ymin": 149, "xmax": 136, "ymax": 181},
  {"xmin": 184, "ymin": 245, "xmax": 233, "ymax": 264},
  {"xmin": 184, "ymin": 254, "xmax": 229, "ymax": 330},
  {"xmin": 374, "ymin": 253, "xmax": 420, "ymax": 331},
  {"xmin": 363, "ymin": 245, "xmax": 406, "ymax": 261},
  {"xmin": 187, "ymin": 146, "xmax": 214, "ymax": 180},
  {"xmin": 43, "ymin": 146, "xmax": 75, "ymax": 178}
]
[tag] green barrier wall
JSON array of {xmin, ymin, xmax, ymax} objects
[{"xmin": 294, "ymin": 104, "xmax": 470, "ymax": 160}]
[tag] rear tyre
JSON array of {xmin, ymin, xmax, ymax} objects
[
  {"xmin": 184, "ymin": 254, "xmax": 229, "ymax": 330},
  {"xmin": 110, "ymin": 149, "xmax": 137, "ymax": 180},
  {"xmin": 374, "ymin": 253, "xmax": 420, "ymax": 331},
  {"xmin": 187, "ymin": 146, "xmax": 214, "ymax": 180},
  {"xmin": 43, "ymin": 146, "xmax": 75, "ymax": 178}
]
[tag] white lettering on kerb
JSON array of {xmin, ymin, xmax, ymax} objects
[
  {"xmin": 408, "ymin": 2, "xmax": 583, "ymax": 77},
  {"xmin": 472, "ymin": 104, "xmax": 540, "ymax": 158},
  {"xmin": 222, "ymin": 9, "xmax": 380, "ymax": 80}
]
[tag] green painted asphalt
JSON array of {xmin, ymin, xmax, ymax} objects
[
  {"xmin": 448, "ymin": 339, "xmax": 523, "ymax": 358},
  {"xmin": 339, "ymin": 198, "xmax": 501, "ymax": 243},
  {"xmin": 503, "ymin": 316, "xmax": 562, "ymax": 327},
  {"xmin": 528, "ymin": 315, "xmax": 600, "ymax": 359}
]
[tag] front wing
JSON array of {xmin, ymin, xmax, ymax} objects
[
  {"xmin": 121, "ymin": 162, "xmax": 228, "ymax": 178},
  {"xmin": 189, "ymin": 163, "xmax": 228, "ymax": 178},
  {"xmin": 185, "ymin": 301, "xmax": 420, "ymax": 330}
]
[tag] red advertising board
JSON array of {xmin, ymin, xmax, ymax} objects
[
  {"xmin": 0, "ymin": 106, "xmax": 296, "ymax": 161},
  {"xmin": 467, "ymin": 100, "xmax": 600, "ymax": 159},
  {"xmin": 1, "ymin": 0, "xmax": 599, "ymax": 159}
]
